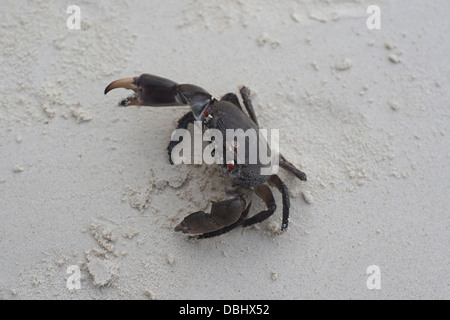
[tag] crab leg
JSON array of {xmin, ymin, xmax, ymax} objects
[
  {"xmin": 268, "ymin": 175, "xmax": 291, "ymax": 231},
  {"xmin": 241, "ymin": 185, "xmax": 276, "ymax": 228},
  {"xmin": 280, "ymin": 155, "xmax": 307, "ymax": 181},
  {"xmin": 236, "ymin": 87, "xmax": 307, "ymax": 182},
  {"xmin": 167, "ymin": 111, "xmax": 195, "ymax": 165},
  {"xmin": 239, "ymin": 86, "xmax": 259, "ymax": 127},
  {"xmin": 220, "ymin": 92, "xmax": 243, "ymax": 110}
]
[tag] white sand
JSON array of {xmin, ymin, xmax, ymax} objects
[{"xmin": 0, "ymin": 0, "xmax": 449, "ymax": 299}]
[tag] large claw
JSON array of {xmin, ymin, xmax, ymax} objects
[
  {"xmin": 104, "ymin": 74, "xmax": 212, "ymax": 116},
  {"xmin": 104, "ymin": 73, "xmax": 184, "ymax": 107}
]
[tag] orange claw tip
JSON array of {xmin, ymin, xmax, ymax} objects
[{"xmin": 104, "ymin": 77, "xmax": 137, "ymax": 95}]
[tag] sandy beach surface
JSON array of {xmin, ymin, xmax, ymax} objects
[{"xmin": 0, "ymin": 0, "xmax": 449, "ymax": 299}]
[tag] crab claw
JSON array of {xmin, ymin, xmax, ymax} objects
[
  {"xmin": 104, "ymin": 77, "xmax": 137, "ymax": 94},
  {"xmin": 104, "ymin": 73, "xmax": 186, "ymax": 107},
  {"xmin": 174, "ymin": 187, "xmax": 252, "ymax": 235}
]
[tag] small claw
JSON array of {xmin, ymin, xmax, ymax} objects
[
  {"xmin": 104, "ymin": 77, "xmax": 137, "ymax": 95},
  {"xmin": 174, "ymin": 211, "xmax": 221, "ymax": 234},
  {"xmin": 174, "ymin": 189, "xmax": 252, "ymax": 235}
]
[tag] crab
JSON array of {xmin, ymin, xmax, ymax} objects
[{"xmin": 105, "ymin": 74, "xmax": 307, "ymax": 239}]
